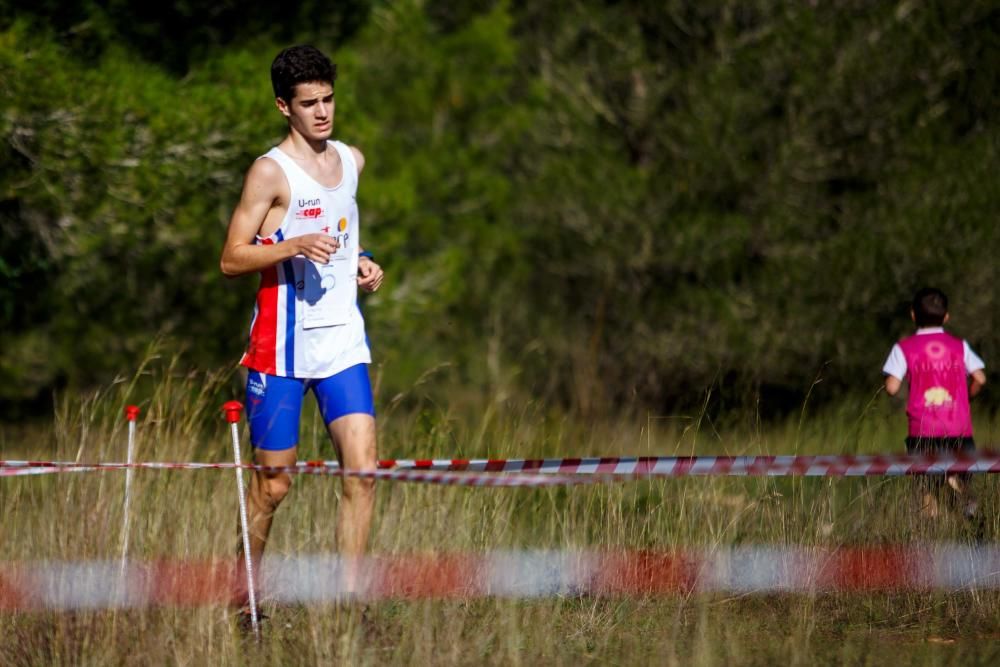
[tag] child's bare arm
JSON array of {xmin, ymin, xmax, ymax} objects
[
  {"xmin": 970, "ymin": 369, "xmax": 986, "ymax": 398},
  {"xmin": 884, "ymin": 375, "xmax": 903, "ymax": 396}
]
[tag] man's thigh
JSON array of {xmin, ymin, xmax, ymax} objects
[
  {"xmin": 311, "ymin": 363, "xmax": 375, "ymax": 425},
  {"xmin": 254, "ymin": 446, "xmax": 299, "ymax": 467},
  {"xmin": 327, "ymin": 413, "xmax": 376, "ymax": 469},
  {"xmin": 310, "ymin": 364, "xmax": 376, "ymax": 467},
  {"xmin": 246, "ymin": 370, "xmax": 306, "ymax": 451}
]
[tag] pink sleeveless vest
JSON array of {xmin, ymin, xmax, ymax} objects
[{"xmin": 898, "ymin": 332, "xmax": 972, "ymax": 437}]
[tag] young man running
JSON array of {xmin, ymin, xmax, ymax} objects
[{"xmin": 220, "ymin": 45, "xmax": 383, "ymax": 618}]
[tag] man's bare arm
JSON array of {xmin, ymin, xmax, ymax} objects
[
  {"xmin": 884, "ymin": 375, "xmax": 903, "ymax": 396},
  {"xmin": 970, "ymin": 369, "xmax": 986, "ymax": 398},
  {"xmin": 350, "ymin": 145, "xmax": 366, "ymax": 174},
  {"xmin": 220, "ymin": 159, "xmax": 338, "ymax": 277},
  {"xmin": 348, "ymin": 145, "xmax": 382, "ymax": 291}
]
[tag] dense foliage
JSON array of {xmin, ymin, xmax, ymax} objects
[{"xmin": 1, "ymin": 0, "xmax": 997, "ymax": 416}]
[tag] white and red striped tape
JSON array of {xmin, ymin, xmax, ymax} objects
[
  {"xmin": 0, "ymin": 462, "xmax": 583, "ymax": 487},
  {"xmin": 2, "ymin": 545, "xmax": 999, "ymax": 610},
  {"xmin": 2, "ymin": 453, "xmax": 1000, "ymax": 484},
  {"xmin": 371, "ymin": 453, "xmax": 1000, "ymax": 476}
]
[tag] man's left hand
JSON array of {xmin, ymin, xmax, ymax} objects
[{"xmin": 358, "ymin": 257, "xmax": 384, "ymax": 292}]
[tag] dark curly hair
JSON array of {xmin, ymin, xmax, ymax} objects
[
  {"xmin": 270, "ymin": 45, "xmax": 337, "ymax": 103},
  {"xmin": 912, "ymin": 287, "xmax": 948, "ymax": 326}
]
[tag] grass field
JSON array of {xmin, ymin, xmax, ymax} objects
[{"xmin": 2, "ymin": 365, "xmax": 1000, "ymax": 665}]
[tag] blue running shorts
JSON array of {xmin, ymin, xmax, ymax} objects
[{"xmin": 245, "ymin": 364, "xmax": 375, "ymax": 451}]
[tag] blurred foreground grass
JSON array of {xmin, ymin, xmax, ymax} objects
[{"xmin": 1, "ymin": 365, "xmax": 999, "ymax": 665}]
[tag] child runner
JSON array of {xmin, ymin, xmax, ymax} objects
[
  {"xmin": 882, "ymin": 287, "xmax": 986, "ymax": 521},
  {"xmin": 220, "ymin": 45, "xmax": 383, "ymax": 626}
]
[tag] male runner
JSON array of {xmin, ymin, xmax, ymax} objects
[{"xmin": 220, "ymin": 45, "xmax": 383, "ymax": 617}]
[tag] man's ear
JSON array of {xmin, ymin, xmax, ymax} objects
[
  {"xmin": 943, "ymin": 312, "xmax": 950, "ymax": 325},
  {"xmin": 910, "ymin": 308, "xmax": 916, "ymax": 323},
  {"xmin": 275, "ymin": 97, "xmax": 291, "ymax": 118}
]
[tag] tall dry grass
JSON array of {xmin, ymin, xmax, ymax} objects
[{"xmin": 1, "ymin": 362, "xmax": 999, "ymax": 665}]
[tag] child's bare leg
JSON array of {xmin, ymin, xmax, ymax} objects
[
  {"xmin": 946, "ymin": 474, "xmax": 978, "ymax": 517},
  {"xmin": 917, "ymin": 485, "xmax": 940, "ymax": 519}
]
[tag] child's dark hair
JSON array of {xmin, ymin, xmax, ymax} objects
[
  {"xmin": 271, "ymin": 45, "xmax": 337, "ymax": 103},
  {"xmin": 912, "ymin": 287, "xmax": 948, "ymax": 326}
]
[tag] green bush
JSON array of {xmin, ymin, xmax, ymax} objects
[{"xmin": 1, "ymin": 1, "xmax": 996, "ymax": 416}]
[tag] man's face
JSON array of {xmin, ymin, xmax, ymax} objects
[{"xmin": 277, "ymin": 81, "xmax": 335, "ymax": 141}]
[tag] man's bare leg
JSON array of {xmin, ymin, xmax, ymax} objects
[
  {"xmin": 328, "ymin": 413, "xmax": 376, "ymax": 594},
  {"xmin": 239, "ymin": 446, "xmax": 297, "ymax": 597}
]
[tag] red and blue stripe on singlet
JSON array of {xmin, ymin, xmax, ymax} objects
[{"xmin": 242, "ymin": 230, "xmax": 297, "ymax": 376}]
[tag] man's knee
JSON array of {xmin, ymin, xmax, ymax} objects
[
  {"xmin": 256, "ymin": 472, "xmax": 293, "ymax": 507},
  {"xmin": 342, "ymin": 475, "xmax": 376, "ymax": 502}
]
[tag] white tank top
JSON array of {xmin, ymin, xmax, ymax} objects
[{"xmin": 239, "ymin": 140, "xmax": 371, "ymax": 378}]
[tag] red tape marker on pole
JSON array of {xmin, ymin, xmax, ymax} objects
[
  {"xmin": 223, "ymin": 401, "xmax": 259, "ymax": 641},
  {"xmin": 120, "ymin": 405, "xmax": 140, "ymax": 582}
]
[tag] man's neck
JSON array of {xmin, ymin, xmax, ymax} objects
[{"xmin": 283, "ymin": 130, "xmax": 330, "ymax": 160}]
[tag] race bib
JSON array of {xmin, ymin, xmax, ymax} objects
[{"xmin": 302, "ymin": 255, "xmax": 354, "ymax": 329}]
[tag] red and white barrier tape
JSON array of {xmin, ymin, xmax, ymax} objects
[
  {"xmin": 3, "ymin": 453, "xmax": 1000, "ymax": 483},
  {"xmin": 0, "ymin": 463, "xmax": 584, "ymax": 487},
  {"xmin": 2, "ymin": 545, "xmax": 1000, "ymax": 610},
  {"xmin": 372, "ymin": 453, "xmax": 1000, "ymax": 476}
]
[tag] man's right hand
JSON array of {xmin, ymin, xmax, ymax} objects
[{"xmin": 296, "ymin": 234, "xmax": 340, "ymax": 264}]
